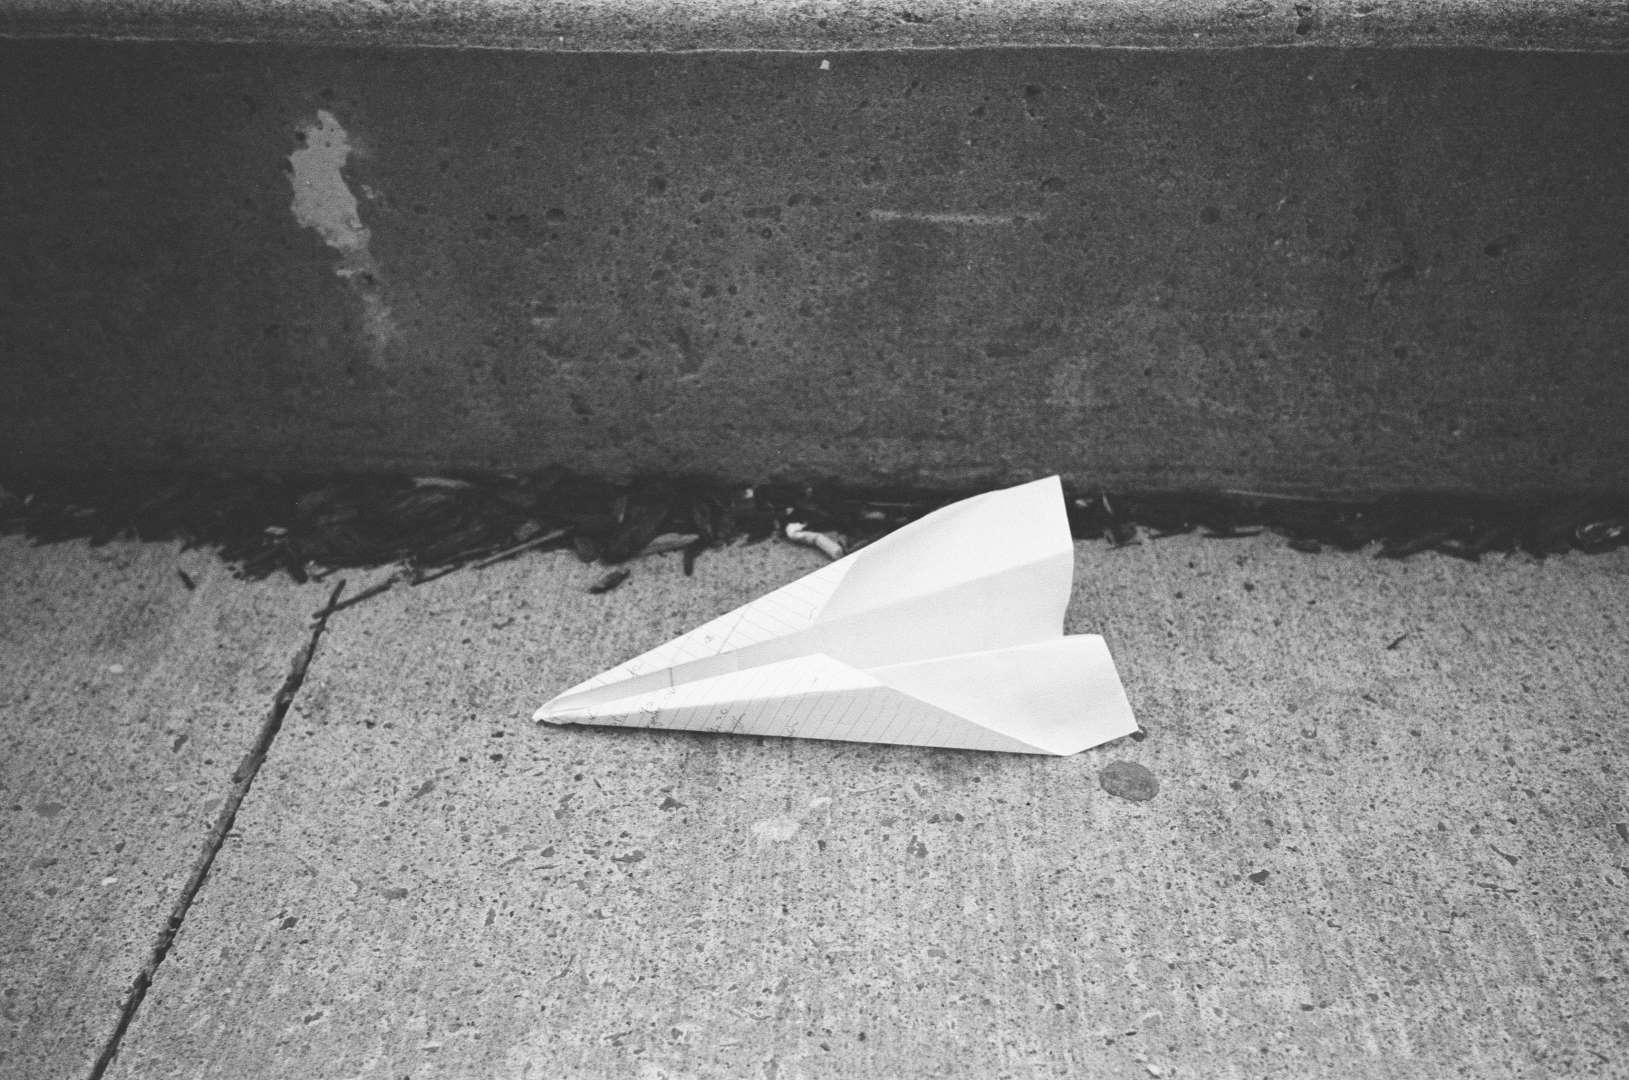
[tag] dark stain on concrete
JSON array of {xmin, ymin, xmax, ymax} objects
[{"xmin": 1099, "ymin": 761, "xmax": 1159, "ymax": 802}]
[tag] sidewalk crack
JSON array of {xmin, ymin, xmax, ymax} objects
[{"xmin": 86, "ymin": 580, "xmax": 346, "ymax": 1080}]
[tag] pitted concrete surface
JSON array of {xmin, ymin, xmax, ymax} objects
[
  {"xmin": 54, "ymin": 534, "xmax": 1623, "ymax": 1078},
  {"xmin": 2, "ymin": 42, "xmax": 1628, "ymax": 493},
  {"xmin": 0, "ymin": 538, "xmax": 325, "ymax": 1079}
]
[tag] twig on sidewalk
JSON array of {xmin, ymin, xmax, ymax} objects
[{"xmin": 469, "ymin": 527, "xmax": 569, "ymax": 570}]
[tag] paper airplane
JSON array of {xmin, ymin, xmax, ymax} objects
[{"xmin": 534, "ymin": 475, "xmax": 1137, "ymax": 755}]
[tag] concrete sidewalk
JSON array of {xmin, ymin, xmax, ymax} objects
[
  {"xmin": 0, "ymin": 539, "xmax": 326, "ymax": 1078},
  {"xmin": 2, "ymin": 532, "xmax": 1626, "ymax": 1077}
]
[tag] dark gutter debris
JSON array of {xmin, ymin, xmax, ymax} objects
[{"xmin": 0, "ymin": 469, "xmax": 1623, "ymax": 585}]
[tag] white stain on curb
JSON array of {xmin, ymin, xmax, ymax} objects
[{"xmin": 289, "ymin": 109, "xmax": 393, "ymax": 361}]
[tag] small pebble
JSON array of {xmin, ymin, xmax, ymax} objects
[
  {"xmin": 1099, "ymin": 761, "xmax": 1159, "ymax": 802},
  {"xmin": 588, "ymin": 568, "xmax": 631, "ymax": 594}
]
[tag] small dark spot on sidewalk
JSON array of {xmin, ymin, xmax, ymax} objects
[
  {"xmin": 612, "ymin": 849, "xmax": 646, "ymax": 865},
  {"xmin": 378, "ymin": 886, "xmax": 409, "ymax": 900},
  {"xmin": 1099, "ymin": 761, "xmax": 1159, "ymax": 802},
  {"xmin": 659, "ymin": 795, "xmax": 686, "ymax": 811},
  {"xmin": 1248, "ymin": 870, "xmax": 1270, "ymax": 885},
  {"xmin": 907, "ymin": 835, "xmax": 928, "ymax": 858}
]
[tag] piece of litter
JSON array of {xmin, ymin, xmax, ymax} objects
[
  {"xmin": 1099, "ymin": 761, "xmax": 1159, "ymax": 801},
  {"xmin": 819, "ymin": 58, "xmax": 831, "ymax": 71},
  {"xmin": 106, "ymin": 664, "xmax": 126, "ymax": 674},
  {"xmin": 535, "ymin": 476, "xmax": 1138, "ymax": 755},
  {"xmin": 783, "ymin": 521, "xmax": 845, "ymax": 561}
]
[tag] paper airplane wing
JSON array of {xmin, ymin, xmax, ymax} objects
[
  {"xmin": 816, "ymin": 474, "xmax": 1072, "ymax": 624},
  {"xmin": 543, "ymin": 551, "xmax": 856, "ymax": 704},
  {"xmin": 539, "ymin": 636, "xmax": 1136, "ymax": 756},
  {"xmin": 539, "ymin": 475, "xmax": 1077, "ymax": 719}
]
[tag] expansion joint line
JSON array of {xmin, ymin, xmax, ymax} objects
[{"xmin": 86, "ymin": 580, "xmax": 347, "ymax": 1080}]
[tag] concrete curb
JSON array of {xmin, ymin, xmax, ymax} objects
[
  {"xmin": 4, "ymin": 0, "xmax": 1628, "ymax": 51},
  {"xmin": 2, "ymin": 24, "xmax": 1626, "ymax": 493}
]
